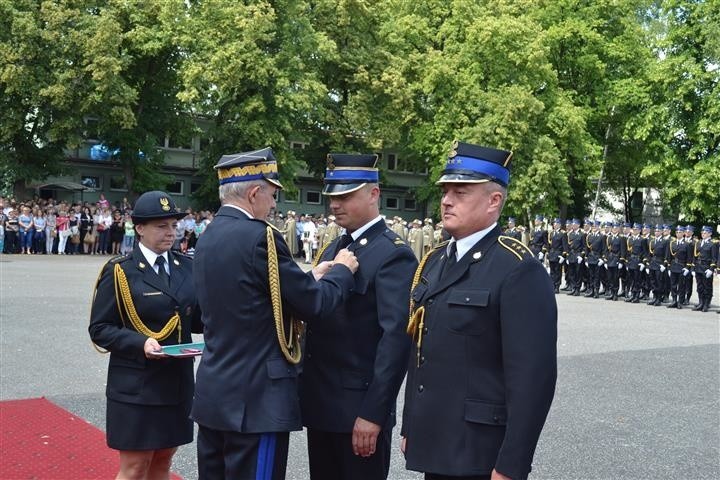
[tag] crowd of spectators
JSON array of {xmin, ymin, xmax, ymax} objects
[{"xmin": 0, "ymin": 195, "xmax": 215, "ymax": 256}]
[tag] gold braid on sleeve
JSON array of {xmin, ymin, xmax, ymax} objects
[
  {"xmin": 113, "ymin": 263, "xmax": 181, "ymax": 342},
  {"xmin": 266, "ymin": 226, "xmax": 303, "ymax": 365},
  {"xmin": 312, "ymin": 241, "xmax": 332, "ymax": 268}
]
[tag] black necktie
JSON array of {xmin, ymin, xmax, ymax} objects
[
  {"xmin": 155, "ymin": 256, "xmax": 170, "ymax": 289},
  {"xmin": 336, "ymin": 233, "xmax": 353, "ymax": 254},
  {"xmin": 441, "ymin": 242, "xmax": 457, "ymax": 279}
]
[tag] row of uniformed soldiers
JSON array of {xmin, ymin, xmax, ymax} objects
[{"xmin": 529, "ymin": 217, "xmax": 719, "ymax": 311}]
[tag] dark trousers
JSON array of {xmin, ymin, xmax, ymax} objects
[
  {"xmin": 197, "ymin": 426, "xmax": 289, "ymax": 480},
  {"xmin": 426, "ymin": 474, "xmax": 491, "ymax": 480},
  {"xmin": 649, "ymin": 268, "xmax": 662, "ymax": 297},
  {"xmin": 629, "ymin": 268, "xmax": 642, "ymax": 294},
  {"xmin": 696, "ymin": 271, "xmax": 714, "ymax": 303},
  {"xmin": 607, "ymin": 266, "xmax": 619, "ymax": 294},
  {"xmin": 549, "ymin": 261, "xmax": 562, "ymax": 288},
  {"xmin": 588, "ymin": 264, "xmax": 600, "ymax": 291},
  {"xmin": 669, "ymin": 271, "xmax": 686, "ymax": 300},
  {"xmin": 307, "ymin": 428, "xmax": 391, "ymax": 480}
]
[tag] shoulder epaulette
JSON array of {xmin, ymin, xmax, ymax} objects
[
  {"xmin": 264, "ymin": 220, "xmax": 282, "ymax": 233},
  {"xmin": 173, "ymin": 251, "xmax": 194, "ymax": 260},
  {"xmin": 109, "ymin": 253, "xmax": 131, "ymax": 264},
  {"xmin": 383, "ymin": 229, "xmax": 408, "ymax": 247},
  {"xmin": 498, "ymin": 235, "xmax": 533, "ymax": 261}
]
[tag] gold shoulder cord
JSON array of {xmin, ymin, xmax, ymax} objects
[
  {"xmin": 312, "ymin": 241, "xmax": 332, "ymax": 268},
  {"xmin": 407, "ymin": 244, "xmax": 445, "ymax": 367},
  {"xmin": 266, "ymin": 226, "xmax": 302, "ymax": 364},
  {"xmin": 113, "ymin": 264, "xmax": 181, "ymax": 342}
]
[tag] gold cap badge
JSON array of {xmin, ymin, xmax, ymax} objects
[{"xmin": 160, "ymin": 197, "xmax": 170, "ymax": 211}]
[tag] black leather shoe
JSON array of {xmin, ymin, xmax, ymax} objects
[
  {"xmin": 692, "ymin": 303, "xmax": 703, "ymax": 311},
  {"xmin": 667, "ymin": 302, "xmax": 678, "ymax": 308}
]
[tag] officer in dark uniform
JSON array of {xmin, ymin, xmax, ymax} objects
[
  {"xmin": 647, "ymin": 225, "xmax": 670, "ymax": 305},
  {"xmin": 584, "ymin": 220, "xmax": 605, "ymax": 298},
  {"xmin": 402, "ymin": 141, "xmax": 557, "ymax": 480},
  {"xmin": 529, "ymin": 215, "xmax": 548, "ymax": 261},
  {"xmin": 89, "ymin": 191, "xmax": 203, "ymax": 480},
  {"xmin": 603, "ymin": 222, "xmax": 626, "ymax": 301},
  {"xmin": 505, "ymin": 217, "xmax": 522, "ymax": 241},
  {"xmin": 547, "ymin": 218, "xmax": 567, "ymax": 293},
  {"xmin": 619, "ymin": 222, "xmax": 631, "ymax": 297},
  {"xmin": 667, "ymin": 226, "xmax": 690, "ymax": 309},
  {"xmin": 640, "ymin": 224, "xmax": 653, "ymax": 299},
  {"xmin": 191, "ymin": 148, "xmax": 359, "ymax": 479},
  {"xmin": 683, "ymin": 225, "xmax": 696, "ymax": 305},
  {"xmin": 625, "ymin": 223, "xmax": 648, "ymax": 303},
  {"xmin": 299, "ymin": 153, "xmax": 417, "ymax": 480},
  {"xmin": 561, "ymin": 219, "xmax": 573, "ymax": 290},
  {"xmin": 692, "ymin": 225, "xmax": 718, "ymax": 312},
  {"xmin": 566, "ymin": 219, "xmax": 585, "ymax": 296}
]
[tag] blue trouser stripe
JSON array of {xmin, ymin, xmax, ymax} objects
[
  {"xmin": 264, "ymin": 433, "xmax": 276, "ymax": 480},
  {"xmin": 256, "ymin": 434, "xmax": 268, "ymax": 480},
  {"xmin": 256, "ymin": 433, "xmax": 277, "ymax": 480}
]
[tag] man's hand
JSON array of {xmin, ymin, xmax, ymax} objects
[
  {"xmin": 400, "ymin": 436, "xmax": 406, "ymax": 455},
  {"xmin": 352, "ymin": 417, "xmax": 381, "ymax": 457},
  {"xmin": 334, "ymin": 249, "xmax": 359, "ymax": 274},
  {"xmin": 312, "ymin": 261, "xmax": 334, "ymax": 281},
  {"xmin": 491, "ymin": 469, "xmax": 512, "ymax": 480},
  {"xmin": 559, "ymin": 256, "xmax": 565, "ymax": 264}
]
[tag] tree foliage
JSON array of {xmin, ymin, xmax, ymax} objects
[{"xmin": 1, "ymin": 0, "xmax": 717, "ymax": 221}]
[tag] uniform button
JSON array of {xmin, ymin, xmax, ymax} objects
[
  {"xmin": 364, "ymin": 382, "xmax": 369, "ymax": 387},
  {"xmin": 418, "ymin": 385, "xmax": 424, "ymax": 393},
  {"xmin": 427, "ymin": 298, "xmax": 434, "ymax": 305},
  {"xmin": 419, "ymin": 356, "xmax": 425, "ymax": 365},
  {"xmin": 493, "ymin": 415, "xmax": 499, "ymax": 422},
  {"xmin": 422, "ymin": 327, "xmax": 428, "ymax": 335},
  {"xmin": 307, "ymin": 353, "xmax": 312, "ymax": 359},
  {"xmin": 465, "ymin": 297, "xmax": 470, "ymax": 303}
]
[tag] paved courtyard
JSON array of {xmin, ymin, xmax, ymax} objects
[{"xmin": 1, "ymin": 254, "xmax": 718, "ymax": 479}]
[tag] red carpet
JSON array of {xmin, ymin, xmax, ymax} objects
[{"xmin": 0, "ymin": 397, "xmax": 182, "ymax": 479}]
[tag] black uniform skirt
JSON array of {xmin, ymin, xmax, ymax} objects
[{"xmin": 106, "ymin": 396, "xmax": 193, "ymax": 451}]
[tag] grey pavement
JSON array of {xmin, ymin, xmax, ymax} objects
[{"xmin": 1, "ymin": 254, "xmax": 718, "ymax": 479}]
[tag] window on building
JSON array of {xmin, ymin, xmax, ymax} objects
[
  {"xmin": 305, "ymin": 190, "xmax": 321, "ymax": 205},
  {"xmin": 109, "ymin": 175, "xmax": 128, "ymax": 192},
  {"xmin": 166, "ymin": 180, "xmax": 184, "ymax": 195},
  {"xmin": 190, "ymin": 182, "xmax": 203, "ymax": 194},
  {"xmin": 387, "ymin": 153, "xmax": 398, "ymax": 170},
  {"xmin": 283, "ymin": 190, "xmax": 299, "ymax": 203},
  {"xmin": 81, "ymin": 175, "xmax": 101, "ymax": 190},
  {"xmin": 404, "ymin": 198, "xmax": 417, "ymax": 211},
  {"xmin": 386, "ymin": 197, "xmax": 399, "ymax": 210},
  {"xmin": 199, "ymin": 137, "xmax": 211, "ymax": 152},
  {"xmin": 84, "ymin": 118, "xmax": 100, "ymax": 140},
  {"xmin": 167, "ymin": 132, "xmax": 193, "ymax": 150},
  {"xmin": 290, "ymin": 141, "xmax": 307, "ymax": 149}
]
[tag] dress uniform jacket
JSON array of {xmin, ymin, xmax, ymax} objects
[
  {"xmin": 626, "ymin": 236, "xmax": 648, "ymax": 270},
  {"xmin": 299, "ymin": 219, "xmax": 417, "ymax": 432},
  {"xmin": 604, "ymin": 234, "xmax": 626, "ymax": 268},
  {"xmin": 546, "ymin": 229, "xmax": 567, "ymax": 262},
  {"xmin": 567, "ymin": 230, "xmax": 585, "ymax": 263},
  {"xmin": 191, "ymin": 206, "xmax": 355, "ymax": 434},
  {"xmin": 668, "ymin": 239, "xmax": 690, "ymax": 274},
  {"xmin": 529, "ymin": 228, "xmax": 548, "ymax": 257},
  {"xmin": 89, "ymin": 247, "xmax": 203, "ymax": 450},
  {"xmin": 89, "ymin": 247, "xmax": 202, "ymax": 406},
  {"xmin": 585, "ymin": 232, "xmax": 605, "ymax": 265},
  {"xmin": 402, "ymin": 227, "xmax": 557, "ymax": 479}
]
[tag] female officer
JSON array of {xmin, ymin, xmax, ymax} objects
[{"xmin": 89, "ymin": 191, "xmax": 202, "ymax": 480}]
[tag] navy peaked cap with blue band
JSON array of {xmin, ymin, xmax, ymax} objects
[
  {"xmin": 214, "ymin": 147, "xmax": 283, "ymax": 189},
  {"xmin": 436, "ymin": 141, "xmax": 513, "ymax": 186},
  {"xmin": 323, "ymin": 153, "xmax": 379, "ymax": 195}
]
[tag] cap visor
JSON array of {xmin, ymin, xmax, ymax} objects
[
  {"xmin": 322, "ymin": 182, "xmax": 367, "ymax": 196},
  {"xmin": 435, "ymin": 174, "xmax": 491, "ymax": 185},
  {"xmin": 265, "ymin": 177, "xmax": 284, "ymax": 189}
]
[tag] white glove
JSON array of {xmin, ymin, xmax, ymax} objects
[
  {"xmin": 577, "ymin": 256, "xmax": 583, "ymax": 263},
  {"xmin": 667, "ymin": 269, "xmax": 672, "ymax": 277},
  {"xmin": 639, "ymin": 264, "xmax": 645, "ymax": 272},
  {"xmin": 618, "ymin": 263, "xmax": 624, "ymax": 270},
  {"xmin": 682, "ymin": 268, "xmax": 689, "ymax": 276},
  {"xmin": 538, "ymin": 252, "xmax": 544, "ymax": 261},
  {"xmin": 584, "ymin": 261, "xmax": 589, "ymax": 268},
  {"xmin": 660, "ymin": 265, "xmax": 666, "ymax": 273},
  {"xmin": 706, "ymin": 269, "xmax": 713, "ymax": 278},
  {"xmin": 598, "ymin": 259, "xmax": 604, "ymax": 266},
  {"xmin": 559, "ymin": 257, "xmax": 565, "ymax": 264},
  {"xmin": 604, "ymin": 263, "xmax": 608, "ymax": 270}
]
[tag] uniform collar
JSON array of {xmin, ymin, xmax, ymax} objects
[
  {"xmin": 348, "ymin": 215, "xmax": 384, "ymax": 241},
  {"xmin": 449, "ymin": 222, "xmax": 498, "ymax": 261},
  {"xmin": 138, "ymin": 242, "xmax": 169, "ymax": 272}
]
